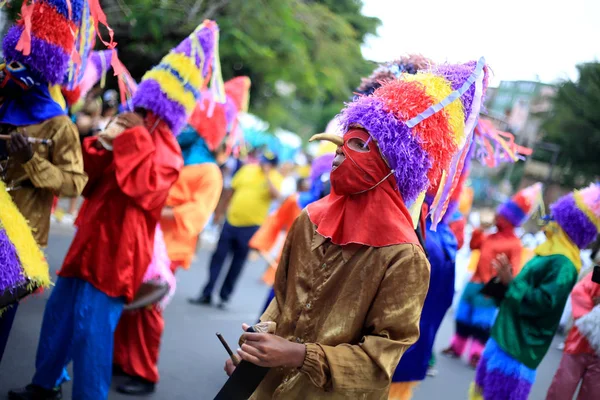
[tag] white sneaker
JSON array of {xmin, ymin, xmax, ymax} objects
[
  {"xmin": 61, "ymin": 214, "xmax": 76, "ymax": 225},
  {"xmin": 557, "ymin": 342, "xmax": 565, "ymax": 351}
]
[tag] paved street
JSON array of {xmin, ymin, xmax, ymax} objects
[{"xmin": 0, "ymin": 224, "xmax": 563, "ymax": 399}]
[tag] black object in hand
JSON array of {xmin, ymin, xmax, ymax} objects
[
  {"xmin": 481, "ymin": 276, "xmax": 508, "ymax": 302},
  {"xmin": 213, "ymin": 360, "xmax": 270, "ymax": 400},
  {"xmin": 592, "ymin": 265, "xmax": 600, "ymax": 284}
]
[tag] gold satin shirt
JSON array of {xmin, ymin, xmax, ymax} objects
[
  {"xmin": 4, "ymin": 115, "xmax": 87, "ymax": 246},
  {"xmin": 252, "ymin": 210, "xmax": 430, "ymax": 399}
]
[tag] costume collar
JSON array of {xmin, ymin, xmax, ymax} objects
[{"xmin": 310, "ymin": 231, "xmax": 362, "ymax": 262}]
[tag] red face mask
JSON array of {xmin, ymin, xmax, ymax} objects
[{"xmin": 330, "ymin": 128, "xmax": 394, "ymax": 196}]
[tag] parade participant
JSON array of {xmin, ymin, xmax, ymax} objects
[
  {"xmin": 8, "ymin": 19, "xmax": 222, "ymax": 400},
  {"xmin": 443, "ymin": 183, "xmax": 542, "ymax": 367},
  {"xmin": 190, "ymin": 150, "xmax": 283, "ymax": 308},
  {"xmin": 470, "ymin": 183, "xmax": 600, "ymax": 400},
  {"xmin": 0, "ymin": 0, "xmax": 89, "ymax": 367},
  {"xmin": 547, "ymin": 270, "xmax": 600, "ymax": 400},
  {"xmin": 114, "ymin": 75, "xmax": 239, "ymax": 397},
  {"xmin": 390, "ymin": 159, "xmax": 474, "ymax": 400},
  {"xmin": 223, "ymin": 58, "xmax": 489, "ymax": 399}
]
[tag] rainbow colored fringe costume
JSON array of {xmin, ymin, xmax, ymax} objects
[{"xmin": 470, "ymin": 183, "xmax": 599, "ymax": 400}]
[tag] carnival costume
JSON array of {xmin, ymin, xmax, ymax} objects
[
  {"xmin": 547, "ymin": 271, "xmax": 600, "ymax": 400},
  {"xmin": 114, "ymin": 73, "xmax": 239, "ymax": 397},
  {"xmin": 470, "ymin": 183, "xmax": 600, "ymax": 400},
  {"xmin": 245, "ymin": 57, "xmax": 488, "ymax": 399},
  {"xmin": 445, "ymin": 183, "xmax": 542, "ymax": 366},
  {"xmin": 8, "ymin": 16, "xmax": 223, "ymax": 400},
  {"xmin": 0, "ymin": 0, "xmax": 95, "ymax": 372}
]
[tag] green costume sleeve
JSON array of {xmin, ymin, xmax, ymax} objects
[{"xmin": 504, "ymin": 256, "xmax": 577, "ymax": 318}]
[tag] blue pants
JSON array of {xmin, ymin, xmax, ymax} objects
[
  {"xmin": 0, "ymin": 303, "xmax": 19, "ymax": 363},
  {"xmin": 32, "ymin": 277, "xmax": 124, "ymax": 400},
  {"xmin": 202, "ymin": 221, "xmax": 259, "ymax": 302}
]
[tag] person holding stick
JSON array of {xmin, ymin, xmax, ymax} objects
[
  {"xmin": 222, "ymin": 58, "xmax": 489, "ymax": 399},
  {"xmin": 0, "ymin": 0, "xmax": 89, "ymax": 368}
]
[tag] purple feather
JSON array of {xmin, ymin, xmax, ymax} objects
[
  {"xmin": 132, "ymin": 79, "xmax": 187, "ymax": 135},
  {"xmin": 338, "ymin": 96, "xmax": 431, "ymax": 204},
  {"xmin": 310, "ymin": 154, "xmax": 335, "ymax": 184},
  {"xmin": 173, "ymin": 26, "xmax": 215, "ymax": 78},
  {"xmin": 475, "ymin": 357, "xmax": 533, "ymax": 400},
  {"xmin": 3, "ymin": 26, "xmax": 70, "ymax": 85},
  {"xmin": 551, "ymin": 194, "xmax": 598, "ymax": 249},
  {"xmin": 431, "ymin": 61, "xmax": 478, "ymax": 122},
  {"xmin": 0, "ymin": 228, "xmax": 26, "ymax": 293}
]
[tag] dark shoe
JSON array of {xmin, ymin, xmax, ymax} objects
[
  {"xmin": 116, "ymin": 377, "xmax": 156, "ymax": 396},
  {"xmin": 441, "ymin": 347, "xmax": 460, "ymax": 358},
  {"xmin": 469, "ymin": 354, "xmax": 481, "ymax": 369},
  {"xmin": 8, "ymin": 384, "xmax": 62, "ymax": 400},
  {"xmin": 188, "ymin": 295, "xmax": 211, "ymax": 306},
  {"xmin": 113, "ymin": 364, "xmax": 130, "ymax": 377}
]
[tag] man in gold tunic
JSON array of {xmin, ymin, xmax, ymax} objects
[{"xmin": 223, "ymin": 58, "xmax": 489, "ymax": 398}]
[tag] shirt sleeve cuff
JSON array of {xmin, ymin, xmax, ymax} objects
[
  {"xmin": 505, "ymin": 278, "xmax": 528, "ymax": 304},
  {"xmin": 300, "ymin": 343, "xmax": 323, "ymax": 377}
]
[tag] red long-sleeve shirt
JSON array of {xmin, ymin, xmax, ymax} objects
[
  {"xmin": 59, "ymin": 119, "xmax": 182, "ymax": 302},
  {"xmin": 565, "ymin": 272, "xmax": 600, "ymax": 355}
]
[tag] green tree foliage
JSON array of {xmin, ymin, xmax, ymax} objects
[
  {"xmin": 2, "ymin": 0, "xmax": 379, "ymax": 139},
  {"xmin": 542, "ymin": 62, "xmax": 600, "ymax": 185}
]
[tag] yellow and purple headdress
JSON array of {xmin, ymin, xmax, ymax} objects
[
  {"xmin": 551, "ymin": 183, "xmax": 600, "ymax": 249},
  {"xmin": 339, "ymin": 58, "xmax": 489, "ymax": 227},
  {"xmin": 355, "ymin": 54, "xmax": 433, "ymax": 96},
  {"xmin": 132, "ymin": 20, "xmax": 225, "ymax": 136}
]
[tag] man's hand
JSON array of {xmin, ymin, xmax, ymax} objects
[
  {"xmin": 98, "ymin": 112, "xmax": 145, "ymax": 147},
  {"xmin": 161, "ymin": 207, "xmax": 175, "ymax": 219},
  {"xmin": 224, "ymin": 358, "xmax": 236, "ymax": 377},
  {"xmin": 236, "ymin": 323, "xmax": 306, "ymax": 368},
  {"xmin": 8, "ymin": 132, "xmax": 33, "ymax": 164},
  {"xmin": 492, "ymin": 253, "xmax": 513, "ymax": 285}
]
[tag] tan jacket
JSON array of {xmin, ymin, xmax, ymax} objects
[{"xmin": 5, "ymin": 115, "xmax": 87, "ymax": 246}]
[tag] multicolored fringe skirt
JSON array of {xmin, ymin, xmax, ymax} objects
[
  {"xmin": 469, "ymin": 338, "xmax": 536, "ymax": 400},
  {"xmin": 449, "ymin": 282, "xmax": 497, "ymax": 359}
]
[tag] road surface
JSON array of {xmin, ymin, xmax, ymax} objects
[{"xmin": 0, "ymin": 224, "xmax": 563, "ymax": 399}]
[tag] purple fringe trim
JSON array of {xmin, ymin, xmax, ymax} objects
[
  {"xmin": 431, "ymin": 61, "xmax": 478, "ymax": 123},
  {"xmin": 339, "ymin": 96, "xmax": 431, "ymax": 204},
  {"xmin": 3, "ymin": 25, "xmax": 70, "ymax": 84},
  {"xmin": 90, "ymin": 50, "xmax": 114, "ymax": 79},
  {"xmin": 173, "ymin": 26, "xmax": 215, "ymax": 78},
  {"xmin": 474, "ymin": 343, "xmax": 534, "ymax": 400},
  {"xmin": 132, "ymin": 79, "xmax": 186, "ymax": 135},
  {"xmin": 551, "ymin": 194, "xmax": 598, "ymax": 249},
  {"xmin": 0, "ymin": 228, "xmax": 26, "ymax": 293}
]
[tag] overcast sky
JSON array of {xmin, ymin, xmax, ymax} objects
[{"xmin": 361, "ymin": 0, "xmax": 600, "ymax": 86}]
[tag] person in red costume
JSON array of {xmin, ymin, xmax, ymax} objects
[
  {"xmin": 9, "ymin": 18, "xmax": 224, "ymax": 400},
  {"xmin": 546, "ymin": 269, "xmax": 600, "ymax": 400},
  {"xmin": 443, "ymin": 183, "xmax": 543, "ymax": 368}
]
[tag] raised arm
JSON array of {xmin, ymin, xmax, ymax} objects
[{"xmin": 21, "ymin": 120, "xmax": 87, "ymax": 197}]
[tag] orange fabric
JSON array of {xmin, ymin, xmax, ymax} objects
[
  {"xmin": 250, "ymin": 194, "xmax": 301, "ymax": 285},
  {"xmin": 470, "ymin": 219, "xmax": 523, "ymax": 284},
  {"xmin": 565, "ymin": 272, "xmax": 600, "ymax": 355},
  {"xmin": 388, "ymin": 382, "xmax": 419, "ymax": 400},
  {"xmin": 114, "ymin": 307, "xmax": 164, "ymax": 383},
  {"xmin": 59, "ymin": 117, "xmax": 183, "ymax": 302},
  {"xmin": 161, "ymin": 163, "xmax": 223, "ymax": 270},
  {"xmin": 307, "ymin": 129, "xmax": 419, "ymax": 247}
]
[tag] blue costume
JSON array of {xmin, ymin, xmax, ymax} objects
[{"xmin": 392, "ymin": 220, "xmax": 457, "ymax": 382}]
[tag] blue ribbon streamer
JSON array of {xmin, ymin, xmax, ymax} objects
[{"xmin": 406, "ymin": 57, "xmax": 486, "ymax": 129}]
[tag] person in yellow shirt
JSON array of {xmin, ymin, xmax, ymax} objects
[{"xmin": 190, "ymin": 151, "xmax": 282, "ymax": 308}]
